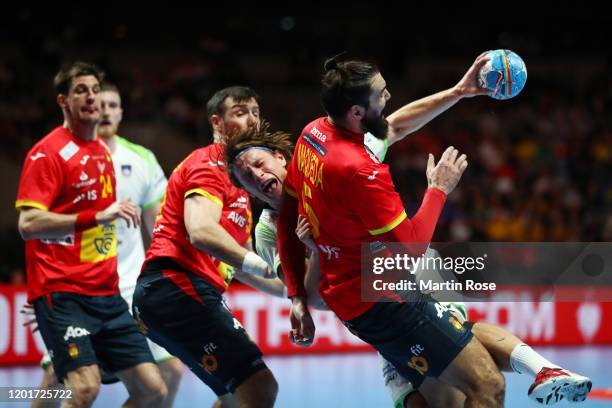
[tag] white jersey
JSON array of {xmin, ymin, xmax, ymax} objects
[
  {"xmin": 363, "ymin": 131, "xmax": 388, "ymax": 162},
  {"xmin": 113, "ymin": 136, "xmax": 167, "ymax": 299},
  {"xmin": 255, "ymin": 208, "xmax": 280, "ymax": 272}
]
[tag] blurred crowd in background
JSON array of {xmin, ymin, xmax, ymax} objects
[{"xmin": 1, "ymin": 10, "xmax": 610, "ymax": 282}]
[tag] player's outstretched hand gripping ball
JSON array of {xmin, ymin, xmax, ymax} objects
[{"xmin": 479, "ymin": 49, "xmax": 527, "ymax": 100}]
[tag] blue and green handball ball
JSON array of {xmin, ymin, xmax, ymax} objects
[{"xmin": 479, "ymin": 49, "xmax": 527, "ymax": 100}]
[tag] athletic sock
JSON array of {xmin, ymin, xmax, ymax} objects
[{"xmin": 510, "ymin": 343, "xmax": 561, "ymax": 377}]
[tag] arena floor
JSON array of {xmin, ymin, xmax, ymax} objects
[{"xmin": 1, "ymin": 346, "xmax": 611, "ymax": 407}]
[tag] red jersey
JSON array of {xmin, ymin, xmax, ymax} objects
[
  {"xmin": 16, "ymin": 126, "xmax": 119, "ymax": 302},
  {"xmin": 279, "ymin": 117, "xmax": 447, "ymax": 320},
  {"xmin": 145, "ymin": 143, "xmax": 252, "ymax": 293}
]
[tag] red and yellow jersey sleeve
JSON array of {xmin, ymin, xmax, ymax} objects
[
  {"xmin": 15, "ymin": 146, "xmax": 62, "ymax": 211},
  {"xmin": 183, "ymin": 162, "xmax": 227, "ymax": 207}
]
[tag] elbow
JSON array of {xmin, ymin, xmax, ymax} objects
[{"xmin": 188, "ymin": 230, "xmax": 204, "ymax": 247}]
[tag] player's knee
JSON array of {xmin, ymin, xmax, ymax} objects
[
  {"xmin": 485, "ymin": 370, "xmax": 505, "ymax": 405},
  {"xmin": 65, "ymin": 366, "xmax": 101, "ymax": 406},
  {"xmin": 468, "ymin": 368, "xmax": 505, "ymax": 406},
  {"xmin": 128, "ymin": 368, "xmax": 168, "ymax": 406},
  {"xmin": 152, "ymin": 387, "xmax": 168, "ymax": 407},
  {"xmin": 145, "ymin": 375, "xmax": 169, "ymax": 404},
  {"xmin": 479, "ymin": 360, "xmax": 505, "ymax": 392},
  {"xmin": 138, "ymin": 384, "xmax": 167, "ymax": 408},
  {"xmin": 236, "ymin": 368, "xmax": 278, "ymax": 407},
  {"xmin": 71, "ymin": 379, "xmax": 100, "ymax": 406},
  {"xmin": 160, "ymin": 358, "xmax": 183, "ymax": 385},
  {"xmin": 255, "ymin": 369, "xmax": 278, "ymax": 404}
]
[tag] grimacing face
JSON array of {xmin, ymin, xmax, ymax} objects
[
  {"xmin": 60, "ymin": 75, "xmax": 101, "ymax": 125},
  {"xmin": 232, "ymin": 148, "xmax": 287, "ymax": 207},
  {"xmin": 98, "ymin": 90, "xmax": 123, "ymax": 139},
  {"xmin": 216, "ymin": 97, "xmax": 260, "ymax": 140}
]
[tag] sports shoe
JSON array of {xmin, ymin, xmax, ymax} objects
[{"xmin": 528, "ymin": 367, "xmax": 592, "ymax": 405}]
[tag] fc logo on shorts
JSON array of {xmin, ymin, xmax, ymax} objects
[
  {"xmin": 201, "ymin": 354, "xmax": 218, "ymax": 374},
  {"xmin": 407, "ymin": 356, "xmax": 429, "ymax": 376}
]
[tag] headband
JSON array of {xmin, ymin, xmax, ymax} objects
[{"xmin": 234, "ymin": 146, "xmax": 274, "ymax": 162}]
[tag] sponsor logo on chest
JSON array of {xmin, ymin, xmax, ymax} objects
[
  {"xmin": 72, "ymin": 171, "xmax": 96, "ymax": 189},
  {"xmin": 227, "ymin": 211, "xmax": 247, "ymax": 228},
  {"xmin": 311, "ymin": 126, "xmax": 327, "ymax": 142},
  {"xmin": 229, "ymin": 196, "xmax": 249, "ymax": 209}
]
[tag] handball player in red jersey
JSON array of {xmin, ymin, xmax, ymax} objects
[
  {"xmin": 132, "ymin": 86, "xmax": 279, "ymax": 408},
  {"xmin": 277, "ymin": 54, "xmax": 592, "ymax": 407},
  {"xmin": 16, "ymin": 62, "xmax": 167, "ymax": 408}
]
